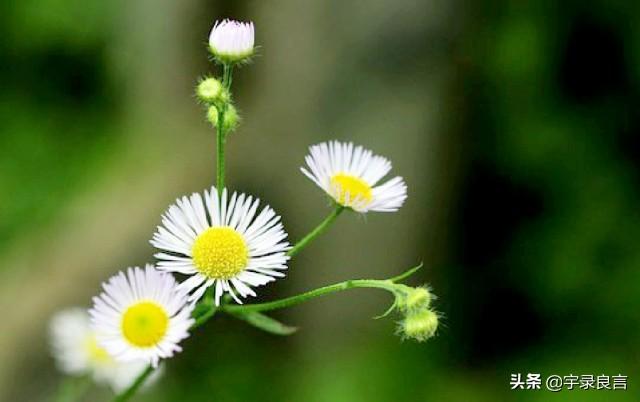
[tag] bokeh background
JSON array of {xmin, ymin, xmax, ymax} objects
[{"xmin": 1, "ymin": 0, "xmax": 639, "ymax": 401}]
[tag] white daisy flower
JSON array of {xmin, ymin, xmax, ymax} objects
[
  {"xmin": 301, "ymin": 141, "xmax": 408, "ymax": 212},
  {"xmin": 208, "ymin": 19, "xmax": 255, "ymax": 63},
  {"xmin": 89, "ymin": 265, "xmax": 194, "ymax": 368},
  {"xmin": 49, "ymin": 308, "xmax": 159, "ymax": 392},
  {"xmin": 151, "ymin": 187, "xmax": 290, "ymax": 306}
]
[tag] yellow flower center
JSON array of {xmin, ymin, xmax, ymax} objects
[
  {"xmin": 84, "ymin": 335, "xmax": 113, "ymax": 364},
  {"xmin": 121, "ymin": 302, "xmax": 169, "ymax": 347},
  {"xmin": 192, "ymin": 227, "xmax": 248, "ymax": 279},
  {"xmin": 330, "ymin": 174, "xmax": 373, "ymax": 206}
]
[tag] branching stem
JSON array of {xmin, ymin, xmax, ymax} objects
[{"xmin": 223, "ymin": 279, "xmax": 396, "ymax": 314}]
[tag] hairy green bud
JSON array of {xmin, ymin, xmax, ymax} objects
[
  {"xmin": 196, "ymin": 77, "xmax": 228, "ymax": 104},
  {"xmin": 207, "ymin": 105, "xmax": 219, "ymax": 126},
  {"xmin": 396, "ymin": 286, "xmax": 432, "ymax": 312},
  {"xmin": 207, "ymin": 104, "xmax": 239, "ymax": 132},
  {"xmin": 400, "ymin": 309, "xmax": 439, "ymax": 342},
  {"xmin": 223, "ymin": 104, "xmax": 239, "ymax": 132}
]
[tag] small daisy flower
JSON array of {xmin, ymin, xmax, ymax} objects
[
  {"xmin": 151, "ymin": 187, "xmax": 290, "ymax": 305},
  {"xmin": 50, "ymin": 308, "xmax": 157, "ymax": 392},
  {"xmin": 301, "ymin": 141, "xmax": 408, "ymax": 212},
  {"xmin": 89, "ymin": 265, "xmax": 194, "ymax": 368},
  {"xmin": 208, "ymin": 19, "xmax": 255, "ymax": 63}
]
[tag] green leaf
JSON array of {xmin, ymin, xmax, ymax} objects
[
  {"xmin": 389, "ymin": 262, "xmax": 424, "ymax": 283},
  {"xmin": 230, "ymin": 311, "xmax": 298, "ymax": 336},
  {"xmin": 373, "ymin": 301, "xmax": 397, "ymax": 320}
]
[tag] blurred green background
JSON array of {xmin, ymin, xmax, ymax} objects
[{"xmin": 1, "ymin": 0, "xmax": 639, "ymax": 401}]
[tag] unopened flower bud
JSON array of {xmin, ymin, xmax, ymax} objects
[
  {"xmin": 207, "ymin": 105, "xmax": 219, "ymax": 126},
  {"xmin": 207, "ymin": 104, "xmax": 239, "ymax": 132},
  {"xmin": 209, "ymin": 19, "xmax": 255, "ymax": 64},
  {"xmin": 397, "ymin": 286, "xmax": 432, "ymax": 312},
  {"xmin": 400, "ymin": 309, "xmax": 438, "ymax": 342},
  {"xmin": 197, "ymin": 77, "xmax": 226, "ymax": 104},
  {"xmin": 223, "ymin": 104, "xmax": 239, "ymax": 132}
]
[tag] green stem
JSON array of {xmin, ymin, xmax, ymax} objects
[
  {"xmin": 216, "ymin": 63, "xmax": 234, "ymax": 199},
  {"xmin": 223, "ymin": 278, "xmax": 396, "ymax": 314},
  {"xmin": 192, "ymin": 304, "xmax": 218, "ymax": 328},
  {"xmin": 223, "ymin": 263, "xmax": 422, "ymax": 315},
  {"xmin": 223, "ymin": 64, "xmax": 233, "ymax": 90},
  {"xmin": 112, "ymin": 365, "xmax": 154, "ymax": 402},
  {"xmin": 216, "ymin": 110, "xmax": 225, "ymax": 198},
  {"xmin": 287, "ymin": 205, "xmax": 345, "ymax": 257}
]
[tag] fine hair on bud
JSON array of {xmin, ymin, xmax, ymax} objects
[
  {"xmin": 207, "ymin": 104, "xmax": 240, "ymax": 132},
  {"xmin": 399, "ymin": 309, "xmax": 439, "ymax": 342},
  {"xmin": 196, "ymin": 77, "xmax": 229, "ymax": 105},
  {"xmin": 395, "ymin": 285, "xmax": 433, "ymax": 313},
  {"xmin": 207, "ymin": 105, "xmax": 219, "ymax": 126},
  {"xmin": 223, "ymin": 104, "xmax": 239, "ymax": 132}
]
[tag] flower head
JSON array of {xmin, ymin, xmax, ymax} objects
[
  {"xmin": 89, "ymin": 265, "xmax": 194, "ymax": 368},
  {"xmin": 301, "ymin": 141, "xmax": 408, "ymax": 212},
  {"xmin": 50, "ymin": 308, "xmax": 157, "ymax": 391},
  {"xmin": 208, "ymin": 19, "xmax": 255, "ymax": 64},
  {"xmin": 151, "ymin": 187, "xmax": 291, "ymax": 305}
]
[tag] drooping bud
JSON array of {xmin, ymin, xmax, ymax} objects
[
  {"xmin": 400, "ymin": 309, "xmax": 439, "ymax": 342},
  {"xmin": 396, "ymin": 286, "xmax": 432, "ymax": 312},
  {"xmin": 197, "ymin": 77, "xmax": 228, "ymax": 105},
  {"xmin": 208, "ymin": 19, "xmax": 255, "ymax": 64}
]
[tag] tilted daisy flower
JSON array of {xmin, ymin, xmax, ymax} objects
[
  {"xmin": 151, "ymin": 187, "xmax": 290, "ymax": 305},
  {"xmin": 208, "ymin": 19, "xmax": 255, "ymax": 63},
  {"xmin": 89, "ymin": 265, "xmax": 194, "ymax": 368},
  {"xmin": 301, "ymin": 141, "xmax": 408, "ymax": 212},
  {"xmin": 50, "ymin": 308, "xmax": 159, "ymax": 392}
]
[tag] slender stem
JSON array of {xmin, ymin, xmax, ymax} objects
[
  {"xmin": 287, "ymin": 205, "xmax": 345, "ymax": 257},
  {"xmin": 223, "ymin": 64, "xmax": 233, "ymax": 90},
  {"xmin": 216, "ymin": 63, "xmax": 234, "ymax": 199},
  {"xmin": 112, "ymin": 365, "xmax": 154, "ymax": 402},
  {"xmin": 192, "ymin": 304, "xmax": 218, "ymax": 329},
  {"xmin": 223, "ymin": 263, "xmax": 422, "ymax": 315},
  {"xmin": 216, "ymin": 109, "xmax": 225, "ymax": 198},
  {"xmin": 223, "ymin": 279, "xmax": 395, "ymax": 314}
]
